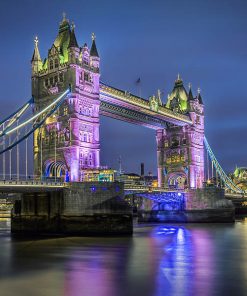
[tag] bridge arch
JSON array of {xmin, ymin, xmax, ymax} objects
[
  {"xmin": 44, "ymin": 160, "xmax": 69, "ymax": 181},
  {"xmin": 168, "ymin": 172, "xmax": 187, "ymax": 190}
]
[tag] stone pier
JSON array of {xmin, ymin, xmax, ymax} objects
[
  {"xmin": 12, "ymin": 182, "xmax": 133, "ymax": 235},
  {"xmin": 137, "ymin": 187, "xmax": 235, "ymax": 223}
]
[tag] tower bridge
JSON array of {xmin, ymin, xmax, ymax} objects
[
  {"xmin": 0, "ymin": 15, "xmax": 242, "ymax": 232},
  {"xmin": 0, "ymin": 15, "xmax": 242, "ymax": 194}
]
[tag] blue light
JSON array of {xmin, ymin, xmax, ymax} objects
[{"xmin": 90, "ymin": 186, "xmax": 97, "ymax": 192}]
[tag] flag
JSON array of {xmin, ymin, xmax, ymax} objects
[{"xmin": 136, "ymin": 77, "xmax": 141, "ymax": 84}]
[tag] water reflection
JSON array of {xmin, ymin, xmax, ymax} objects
[{"xmin": 0, "ymin": 220, "xmax": 247, "ymax": 295}]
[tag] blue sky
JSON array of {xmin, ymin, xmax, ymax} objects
[{"xmin": 0, "ymin": 0, "xmax": 246, "ymax": 174}]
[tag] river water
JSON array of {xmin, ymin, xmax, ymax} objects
[{"xmin": 0, "ymin": 218, "xmax": 247, "ymax": 296}]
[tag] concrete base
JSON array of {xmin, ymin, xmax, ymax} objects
[
  {"xmin": 137, "ymin": 187, "xmax": 235, "ymax": 223},
  {"xmin": 138, "ymin": 208, "xmax": 235, "ymax": 223},
  {"xmin": 11, "ymin": 182, "xmax": 133, "ymax": 236}
]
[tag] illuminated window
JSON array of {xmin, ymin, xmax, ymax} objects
[
  {"xmin": 196, "ymin": 115, "xmax": 200, "ymax": 124},
  {"xmin": 195, "ymin": 155, "xmax": 201, "ymax": 162},
  {"xmin": 164, "ymin": 141, "xmax": 169, "ymax": 147},
  {"xmin": 63, "ymin": 107, "xmax": 68, "ymax": 115}
]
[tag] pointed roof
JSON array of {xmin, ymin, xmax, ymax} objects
[
  {"xmin": 52, "ymin": 14, "xmax": 71, "ymax": 62},
  {"xmin": 59, "ymin": 13, "xmax": 70, "ymax": 33},
  {"xmin": 197, "ymin": 88, "xmax": 203, "ymax": 104},
  {"xmin": 90, "ymin": 33, "xmax": 99, "ymax": 57},
  {"xmin": 31, "ymin": 36, "xmax": 42, "ymax": 62},
  {"xmin": 188, "ymin": 83, "xmax": 194, "ymax": 100},
  {"xmin": 166, "ymin": 74, "xmax": 188, "ymax": 111},
  {"xmin": 68, "ymin": 23, "xmax": 78, "ymax": 48}
]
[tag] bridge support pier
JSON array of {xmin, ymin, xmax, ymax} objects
[
  {"xmin": 11, "ymin": 182, "xmax": 133, "ymax": 236},
  {"xmin": 137, "ymin": 187, "xmax": 235, "ymax": 223}
]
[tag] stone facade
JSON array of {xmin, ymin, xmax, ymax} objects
[
  {"xmin": 32, "ymin": 16, "xmax": 100, "ymax": 181},
  {"xmin": 137, "ymin": 187, "xmax": 235, "ymax": 223},
  {"xmin": 157, "ymin": 78, "xmax": 204, "ymax": 189},
  {"xmin": 11, "ymin": 182, "xmax": 133, "ymax": 235}
]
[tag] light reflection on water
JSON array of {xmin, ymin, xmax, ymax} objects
[{"xmin": 0, "ymin": 219, "xmax": 247, "ymax": 295}]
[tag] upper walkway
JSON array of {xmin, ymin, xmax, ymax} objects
[{"xmin": 99, "ymin": 83, "xmax": 192, "ymax": 129}]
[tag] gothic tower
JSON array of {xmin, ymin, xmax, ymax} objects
[
  {"xmin": 31, "ymin": 15, "xmax": 100, "ymax": 181},
  {"xmin": 156, "ymin": 76, "xmax": 204, "ymax": 189}
]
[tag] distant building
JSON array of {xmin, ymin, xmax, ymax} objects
[
  {"xmin": 82, "ymin": 168, "xmax": 116, "ymax": 182},
  {"xmin": 232, "ymin": 167, "xmax": 247, "ymax": 190},
  {"xmin": 116, "ymin": 172, "xmax": 158, "ymax": 187}
]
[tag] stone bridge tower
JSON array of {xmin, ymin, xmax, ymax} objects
[
  {"xmin": 157, "ymin": 76, "xmax": 204, "ymax": 189},
  {"xmin": 31, "ymin": 15, "xmax": 100, "ymax": 181}
]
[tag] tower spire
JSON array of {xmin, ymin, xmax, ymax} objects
[
  {"xmin": 197, "ymin": 87, "xmax": 203, "ymax": 104},
  {"xmin": 68, "ymin": 22, "xmax": 79, "ymax": 48},
  {"xmin": 90, "ymin": 33, "xmax": 99, "ymax": 57},
  {"xmin": 188, "ymin": 83, "xmax": 194, "ymax": 100},
  {"xmin": 31, "ymin": 36, "xmax": 42, "ymax": 62},
  {"xmin": 31, "ymin": 36, "xmax": 43, "ymax": 74}
]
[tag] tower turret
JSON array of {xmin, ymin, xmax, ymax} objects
[
  {"xmin": 68, "ymin": 23, "xmax": 79, "ymax": 64},
  {"xmin": 90, "ymin": 33, "xmax": 100, "ymax": 69},
  {"xmin": 197, "ymin": 88, "xmax": 203, "ymax": 104},
  {"xmin": 32, "ymin": 15, "xmax": 101, "ymax": 182},
  {"xmin": 188, "ymin": 83, "xmax": 194, "ymax": 101},
  {"xmin": 31, "ymin": 36, "xmax": 42, "ymax": 75},
  {"xmin": 166, "ymin": 74, "xmax": 188, "ymax": 112}
]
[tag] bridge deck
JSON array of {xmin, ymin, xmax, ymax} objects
[
  {"xmin": 99, "ymin": 83, "xmax": 192, "ymax": 128},
  {"xmin": 0, "ymin": 180, "xmax": 64, "ymax": 193}
]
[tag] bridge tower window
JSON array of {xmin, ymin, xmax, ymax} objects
[
  {"xmin": 54, "ymin": 59, "xmax": 59, "ymax": 68},
  {"xmin": 49, "ymin": 60, "xmax": 54, "ymax": 70},
  {"xmin": 63, "ymin": 107, "xmax": 68, "ymax": 115},
  {"xmin": 84, "ymin": 72, "xmax": 89, "ymax": 81},
  {"xmin": 59, "ymin": 73, "xmax": 64, "ymax": 82}
]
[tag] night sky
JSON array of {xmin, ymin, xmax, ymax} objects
[{"xmin": 0, "ymin": 0, "xmax": 246, "ymax": 175}]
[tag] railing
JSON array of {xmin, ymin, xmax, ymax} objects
[
  {"xmin": 124, "ymin": 184, "xmax": 186, "ymax": 193},
  {"xmin": 0, "ymin": 179, "xmax": 65, "ymax": 187}
]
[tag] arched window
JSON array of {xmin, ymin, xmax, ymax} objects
[
  {"xmin": 63, "ymin": 107, "xmax": 68, "ymax": 115},
  {"xmin": 59, "ymin": 73, "xmax": 64, "ymax": 82},
  {"xmin": 83, "ymin": 133, "xmax": 88, "ymax": 142},
  {"xmin": 84, "ymin": 72, "xmax": 89, "ymax": 81},
  {"xmin": 54, "ymin": 59, "xmax": 59, "ymax": 68},
  {"xmin": 49, "ymin": 60, "xmax": 54, "ymax": 70}
]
